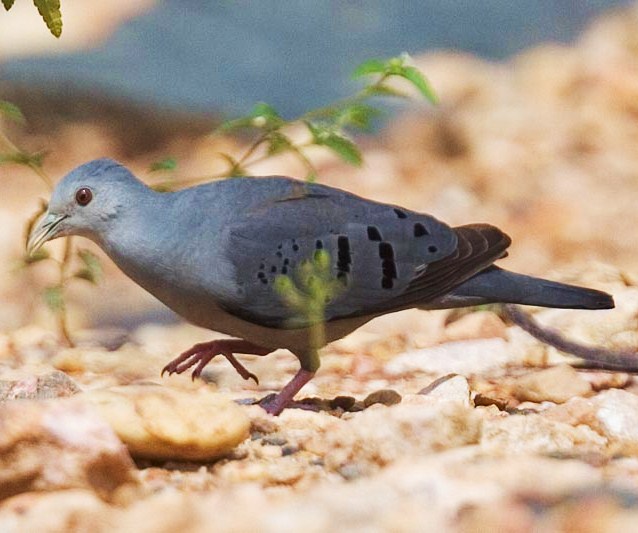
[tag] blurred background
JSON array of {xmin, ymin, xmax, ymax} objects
[{"xmin": 0, "ymin": 0, "xmax": 637, "ymax": 334}]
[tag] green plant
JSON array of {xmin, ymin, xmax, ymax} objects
[
  {"xmin": 1, "ymin": 102, "xmax": 101, "ymax": 345},
  {"xmin": 2, "ymin": 0, "xmax": 63, "ymax": 37},
  {"xmin": 274, "ymin": 249, "xmax": 345, "ymax": 352},
  {"xmin": 152, "ymin": 53, "xmax": 437, "ymax": 188}
]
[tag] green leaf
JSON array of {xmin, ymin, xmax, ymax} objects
[
  {"xmin": 215, "ymin": 102, "xmax": 284, "ymax": 134},
  {"xmin": 0, "ymin": 100, "xmax": 25, "ymax": 123},
  {"xmin": 266, "ymin": 132, "xmax": 293, "ymax": 156},
  {"xmin": 365, "ymin": 84, "xmax": 408, "ymax": 98},
  {"xmin": 2, "ymin": 0, "xmax": 16, "ymax": 10},
  {"xmin": 0, "ymin": 150, "xmax": 46, "ymax": 167},
  {"xmin": 249, "ymin": 102, "xmax": 284, "ymax": 130},
  {"xmin": 75, "ymin": 249, "xmax": 102, "ymax": 284},
  {"xmin": 149, "ymin": 157, "xmax": 177, "ymax": 173},
  {"xmin": 33, "ymin": 0, "xmax": 62, "ymax": 37},
  {"xmin": 217, "ymin": 153, "xmax": 247, "ymax": 176},
  {"xmin": 337, "ymin": 103, "xmax": 381, "ymax": 131},
  {"xmin": 352, "ymin": 58, "xmax": 387, "ymax": 78},
  {"xmin": 306, "ymin": 122, "xmax": 362, "ymax": 166},
  {"xmin": 322, "ymin": 133, "xmax": 362, "ymax": 166},
  {"xmin": 43, "ymin": 286, "xmax": 64, "ymax": 313},
  {"xmin": 399, "ymin": 66, "xmax": 438, "ymax": 104},
  {"xmin": 215, "ymin": 116, "xmax": 255, "ymax": 134},
  {"xmin": 251, "ymin": 102, "xmax": 281, "ymax": 120}
]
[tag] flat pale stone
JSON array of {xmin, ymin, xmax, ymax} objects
[
  {"xmin": 548, "ymin": 389, "xmax": 638, "ymax": 455},
  {"xmin": 82, "ymin": 385, "xmax": 250, "ymax": 461},
  {"xmin": 481, "ymin": 413, "xmax": 607, "ymax": 455},
  {"xmin": 417, "ymin": 374, "xmax": 472, "ymax": 407},
  {"xmin": 510, "ymin": 365, "xmax": 592, "ymax": 404}
]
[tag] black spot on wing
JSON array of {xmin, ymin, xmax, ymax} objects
[
  {"xmin": 393, "ymin": 208, "xmax": 407, "ymax": 219},
  {"xmin": 337, "ymin": 236, "xmax": 351, "ymax": 274},
  {"xmin": 378, "ymin": 242, "xmax": 397, "ymax": 290},
  {"xmin": 367, "ymin": 226, "xmax": 382, "ymax": 241},
  {"xmin": 378, "ymin": 242, "xmax": 394, "ymax": 260},
  {"xmin": 413, "ymin": 223, "xmax": 429, "ymax": 237}
]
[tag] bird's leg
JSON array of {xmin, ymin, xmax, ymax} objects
[
  {"xmin": 161, "ymin": 339, "xmax": 273, "ymax": 384},
  {"xmin": 259, "ymin": 350, "xmax": 319, "ymax": 415}
]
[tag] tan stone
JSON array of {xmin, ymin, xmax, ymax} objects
[
  {"xmin": 82, "ymin": 385, "xmax": 250, "ymax": 461},
  {"xmin": 0, "ymin": 370, "xmax": 80, "ymax": 402},
  {"xmin": 547, "ymin": 389, "xmax": 638, "ymax": 455},
  {"xmin": 510, "ymin": 365, "xmax": 592, "ymax": 404},
  {"xmin": 0, "ymin": 398, "xmax": 138, "ymax": 502},
  {"xmin": 0, "ymin": 490, "xmax": 111, "ymax": 533},
  {"xmin": 417, "ymin": 374, "xmax": 473, "ymax": 407},
  {"xmin": 300, "ymin": 402, "xmax": 481, "ymax": 473},
  {"xmin": 481, "ymin": 413, "xmax": 607, "ymax": 455}
]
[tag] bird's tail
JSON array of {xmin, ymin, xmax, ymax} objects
[{"xmin": 448, "ymin": 266, "xmax": 614, "ymax": 310}]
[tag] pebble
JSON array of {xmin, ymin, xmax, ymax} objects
[
  {"xmin": 0, "ymin": 370, "xmax": 81, "ymax": 402},
  {"xmin": 418, "ymin": 374, "xmax": 472, "ymax": 407},
  {"xmin": 82, "ymin": 385, "xmax": 250, "ymax": 461},
  {"xmin": 547, "ymin": 389, "xmax": 638, "ymax": 455},
  {"xmin": 510, "ymin": 365, "xmax": 592, "ymax": 404},
  {"xmin": 363, "ymin": 389, "xmax": 402, "ymax": 408}
]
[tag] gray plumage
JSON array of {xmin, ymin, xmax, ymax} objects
[{"xmin": 28, "ymin": 159, "xmax": 614, "ymax": 414}]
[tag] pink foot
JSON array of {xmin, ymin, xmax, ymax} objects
[
  {"xmin": 161, "ymin": 339, "xmax": 272, "ymax": 383},
  {"xmin": 259, "ymin": 368, "xmax": 316, "ymax": 415}
]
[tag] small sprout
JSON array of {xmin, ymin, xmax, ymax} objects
[
  {"xmin": 252, "ymin": 116, "xmax": 267, "ymax": 128},
  {"xmin": 351, "ymin": 58, "xmax": 387, "ymax": 78},
  {"xmin": 149, "ymin": 157, "xmax": 177, "ymax": 173},
  {"xmin": 313, "ymin": 249, "xmax": 331, "ymax": 271},
  {"xmin": 267, "ymin": 131, "xmax": 293, "ymax": 156},
  {"xmin": 217, "ymin": 153, "xmax": 248, "ymax": 176},
  {"xmin": 216, "ymin": 102, "xmax": 284, "ymax": 134},
  {"xmin": 43, "ymin": 285, "xmax": 65, "ymax": 313},
  {"xmin": 74, "ymin": 249, "xmax": 102, "ymax": 284},
  {"xmin": 0, "ymin": 150, "xmax": 47, "ymax": 168},
  {"xmin": 305, "ymin": 122, "xmax": 362, "ymax": 166},
  {"xmin": 353, "ymin": 53, "xmax": 438, "ymax": 104},
  {"xmin": 336, "ymin": 103, "xmax": 381, "ymax": 131},
  {"xmin": 0, "ymin": 100, "xmax": 25, "ymax": 124}
]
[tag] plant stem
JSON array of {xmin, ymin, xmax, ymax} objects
[
  {"xmin": 0, "ymin": 130, "xmax": 53, "ymax": 190},
  {"xmin": 57, "ymin": 237, "xmax": 74, "ymax": 347}
]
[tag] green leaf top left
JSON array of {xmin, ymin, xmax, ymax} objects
[
  {"xmin": 33, "ymin": 0, "xmax": 62, "ymax": 37},
  {"xmin": 2, "ymin": 0, "xmax": 16, "ymax": 11}
]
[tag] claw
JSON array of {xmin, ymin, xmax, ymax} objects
[{"xmin": 161, "ymin": 339, "xmax": 270, "ymax": 384}]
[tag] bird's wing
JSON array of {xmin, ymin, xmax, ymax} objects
[{"xmin": 218, "ymin": 185, "xmax": 510, "ymax": 328}]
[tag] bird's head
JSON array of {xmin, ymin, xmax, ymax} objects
[{"xmin": 27, "ymin": 158, "xmax": 147, "ymax": 255}]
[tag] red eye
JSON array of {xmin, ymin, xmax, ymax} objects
[{"xmin": 75, "ymin": 187, "xmax": 92, "ymax": 206}]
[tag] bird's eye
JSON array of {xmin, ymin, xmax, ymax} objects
[{"xmin": 75, "ymin": 187, "xmax": 93, "ymax": 206}]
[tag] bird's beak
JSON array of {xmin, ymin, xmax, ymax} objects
[{"xmin": 26, "ymin": 212, "xmax": 68, "ymax": 256}]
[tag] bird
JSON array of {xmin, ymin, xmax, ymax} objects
[{"xmin": 27, "ymin": 159, "xmax": 614, "ymax": 415}]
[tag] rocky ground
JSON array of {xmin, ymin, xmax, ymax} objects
[{"xmin": 1, "ymin": 5, "xmax": 638, "ymax": 533}]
